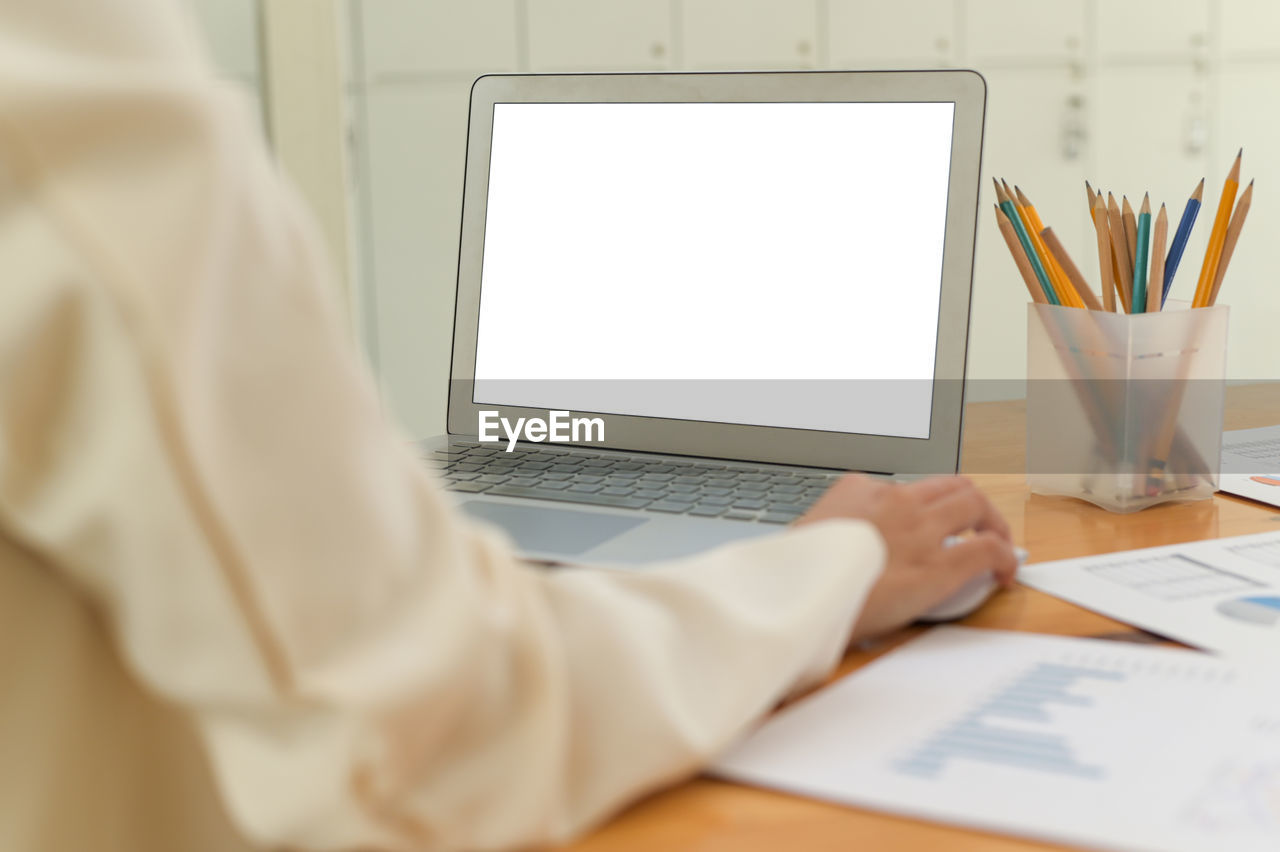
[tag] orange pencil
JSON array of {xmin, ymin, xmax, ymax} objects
[
  {"xmin": 1014, "ymin": 185, "xmax": 1085, "ymax": 308},
  {"xmin": 993, "ymin": 180, "xmax": 1058, "ymax": 304},
  {"xmin": 1002, "ymin": 180, "xmax": 1067, "ymax": 304},
  {"xmin": 1208, "ymin": 179, "xmax": 1253, "ymax": 306},
  {"xmin": 1194, "ymin": 150, "xmax": 1243, "ymax": 307},
  {"xmin": 1042, "ymin": 227, "xmax": 1103, "ymax": 311}
]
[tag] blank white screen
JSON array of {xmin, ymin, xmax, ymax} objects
[{"xmin": 474, "ymin": 101, "xmax": 955, "ymax": 438}]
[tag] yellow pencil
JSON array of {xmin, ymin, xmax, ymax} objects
[
  {"xmin": 1002, "ymin": 180, "xmax": 1068, "ymax": 305},
  {"xmin": 1208, "ymin": 179, "xmax": 1253, "ymax": 307},
  {"xmin": 1146, "ymin": 203, "xmax": 1168, "ymax": 313},
  {"xmin": 994, "ymin": 180, "xmax": 1057, "ymax": 304},
  {"xmin": 1194, "ymin": 150, "xmax": 1243, "ymax": 307},
  {"xmin": 1042, "ymin": 227, "xmax": 1103, "ymax": 311},
  {"xmin": 1015, "ymin": 185, "xmax": 1085, "ymax": 308}
]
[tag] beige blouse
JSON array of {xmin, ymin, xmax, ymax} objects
[{"xmin": 0, "ymin": 2, "xmax": 886, "ymax": 849}]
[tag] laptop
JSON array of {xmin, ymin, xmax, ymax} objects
[{"xmin": 425, "ymin": 70, "xmax": 987, "ymax": 564}]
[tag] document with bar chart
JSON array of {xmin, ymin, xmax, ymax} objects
[
  {"xmin": 1020, "ymin": 530, "xmax": 1280, "ymax": 658},
  {"xmin": 1219, "ymin": 425, "xmax": 1280, "ymax": 508},
  {"xmin": 714, "ymin": 628, "xmax": 1280, "ymax": 852}
]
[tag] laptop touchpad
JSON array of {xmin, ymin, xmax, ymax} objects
[{"xmin": 459, "ymin": 500, "xmax": 646, "ymax": 555}]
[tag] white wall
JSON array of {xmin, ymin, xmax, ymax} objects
[
  {"xmin": 185, "ymin": 0, "xmax": 364, "ymax": 347},
  {"xmin": 344, "ymin": 1, "xmax": 1280, "ymax": 437},
  {"xmin": 260, "ymin": 0, "xmax": 361, "ymax": 341},
  {"xmin": 183, "ymin": 0, "xmax": 265, "ymax": 123}
]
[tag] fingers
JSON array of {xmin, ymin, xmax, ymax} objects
[
  {"xmin": 942, "ymin": 532, "xmax": 1020, "ymax": 586},
  {"xmin": 800, "ymin": 475, "xmax": 1013, "ymax": 550},
  {"xmin": 912, "ymin": 479, "xmax": 1012, "ymax": 543},
  {"xmin": 829, "ymin": 473, "xmax": 887, "ymax": 498},
  {"xmin": 795, "ymin": 474, "xmax": 888, "ymax": 526},
  {"xmin": 900, "ymin": 475, "xmax": 972, "ymax": 503}
]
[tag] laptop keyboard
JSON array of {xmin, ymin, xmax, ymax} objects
[{"xmin": 427, "ymin": 442, "xmax": 842, "ymax": 524}]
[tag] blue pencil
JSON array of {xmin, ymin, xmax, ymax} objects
[{"xmin": 1162, "ymin": 178, "xmax": 1204, "ymax": 302}]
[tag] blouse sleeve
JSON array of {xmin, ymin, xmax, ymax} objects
[{"xmin": 0, "ymin": 1, "xmax": 886, "ymax": 848}]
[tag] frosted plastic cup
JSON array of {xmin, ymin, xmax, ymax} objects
[{"xmin": 1026, "ymin": 300, "xmax": 1229, "ymax": 513}]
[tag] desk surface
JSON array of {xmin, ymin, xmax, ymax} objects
[{"xmin": 566, "ymin": 382, "xmax": 1280, "ymax": 852}]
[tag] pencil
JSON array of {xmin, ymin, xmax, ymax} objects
[
  {"xmin": 1005, "ymin": 180, "xmax": 1070, "ymax": 306},
  {"xmin": 1146, "ymin": 203, "xmax": 1167, "ymax": 313},
  {"xmin": 1092, "ymin": 193, "xmax": 1117, "ymax": 312},
  {"xmin": 1208, "ymin": 179, "xmax": 1253, "ymax": 307},
  {"xmin": 1163, "ymin": 178, "xmax": 1203, "ymax": 303},
  {"xmin": 1131, "ymin": 194, "xmax": 1152, "ymax": 314},
  {"xmin": 993, "ymin": 179, "xmax": 1058, "ymax": 305},
  {"xmin": 1042, "ymin": 227, "xmax": 1103, "ymax": 311},
  {"xmin": 1122, "ymin": 195, "xmax": 1139, "ymax": 272},
  {"xmin": 1015, "ymin": 185, "xmax": 1084, "ymax": 308},
  {"xmin": 1193, "ymin": 150, "xmax": 1242, "ymax": 307},
  {"xmin": 995, "ymin": 205, "xmax": 1048, "ymax": 304},
  {"xmin": 1085, "ymin": 180, "xmax": 1097, "ymax": 213},
  {"xmin": 1107, "ymin": 193, "xmax": 1133, "ymax": 311}
]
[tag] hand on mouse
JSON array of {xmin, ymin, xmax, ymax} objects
[{"xmin": 795, "ymin": 475, "xmax": 1019, "ymax": 643}]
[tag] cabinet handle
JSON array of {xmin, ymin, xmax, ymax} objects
[
  {"xmin": 1061, "ymin": 95, "xmax": 1086, "ymax": 161},
  {"xmin": 1185, "ymin": 114, "xmax": 1208, "ymax": 156}
]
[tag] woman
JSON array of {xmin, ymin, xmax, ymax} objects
[{"xmin": 0, "ymin": 1, "xmax": 1017, "ymax": 849}]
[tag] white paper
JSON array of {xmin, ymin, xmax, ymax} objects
[
  {"xmin": 1220, "ymin": 425, "xmax": 1280, "ymax": 508},
  {"xmin": 715, "ymin": 627, "xmax": 1280, "ymax": 852},
  {"xmin": 1021, "ymin": 530, "xmax": 1280, "ymax": 658}
]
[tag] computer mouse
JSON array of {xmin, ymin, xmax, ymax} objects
[
  {"xmin": 919, "ymin": 573, "xmax": 999, "ymax": 622},
  {"xmin": 917, "ymin": 544, "xmax": 1028, "ymax": 623}
]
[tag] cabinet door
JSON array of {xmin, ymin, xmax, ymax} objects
[
  {"xmin": 528, "ymin": 0, "xmax": 672, "ymax": 71},
  {"xmin": 1215, "ymin": 67, "xmax": 1280, "ymax": 379},
  {"xmin": 968, "ymin": 69, "xmax": 1090, "ymax": 392},
  {"xmin": 681, "ymin": 0, "xmax": 817, "ymax": 69},
  {"xmin": 1092, "ymin": 65, "xmax": 1211, "ymax": 305},
  {"xmin": 360, "ymin": 83, "xmax": 471, "ymax": 436},
  {"xmin": 359, "ymin": 0, "xmax": 519, "ymax": 80},
  {"xmin": 964, "ymin": 0, "xmax": 1085, "ymax": 66},
  {"xmin": 1096, "ymin": 0, "xmax": 1209, "ymax": 60},
  {"xmin": 1221, "ymin": 0, "xmax": 1280, "ymax": 59},
  {"xmin": 827, "ymin": 0, "xmax": 956, "ymax": 68}
]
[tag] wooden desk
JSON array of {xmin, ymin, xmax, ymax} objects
[{"xmin": 566, "ymin": 383, "xmax": 1280, "ymax": 852}]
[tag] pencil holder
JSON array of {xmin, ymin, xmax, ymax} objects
[{"xmin": 1025, "ymin": 301, "xmax": 1229, "ymax": 512}]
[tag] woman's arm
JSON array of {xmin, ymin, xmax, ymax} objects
[{"xmin": 0, "ymin": 2, "xmax": 888, "ymax": 848}]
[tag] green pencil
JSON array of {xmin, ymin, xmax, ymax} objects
[
  {"xmin": 1131, "ymin": 194, "xmax": 1152, "ymax": 313},
  {"xmin": 993, "ymin": 178, "xmax": 1059, "ymax": 305}
]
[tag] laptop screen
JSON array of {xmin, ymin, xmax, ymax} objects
[{"xmin": 472, "ymin": 101, "xmax": 956, "ymax": 440}]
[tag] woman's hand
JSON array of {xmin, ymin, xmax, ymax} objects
[{"xmin": 796, "ymin": 475, "xmax": 1018, "ymax": 643}]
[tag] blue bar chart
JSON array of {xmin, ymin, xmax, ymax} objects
[
  {"xmin": 717, "ymin": 627, "xmax": 1280, "ymax": 852},
  {"xmin": 893, "ymin": 662, "xmax": 1123, "ymax": 780}
]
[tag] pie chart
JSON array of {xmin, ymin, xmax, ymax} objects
[{"xmin": 1217, "ymin": 596, "xmax": 1280, "ymax": 626}]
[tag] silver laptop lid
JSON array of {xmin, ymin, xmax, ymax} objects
[{"xmin": 447, "ymin": 71, "xmax": 986, "ymax": 474}]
